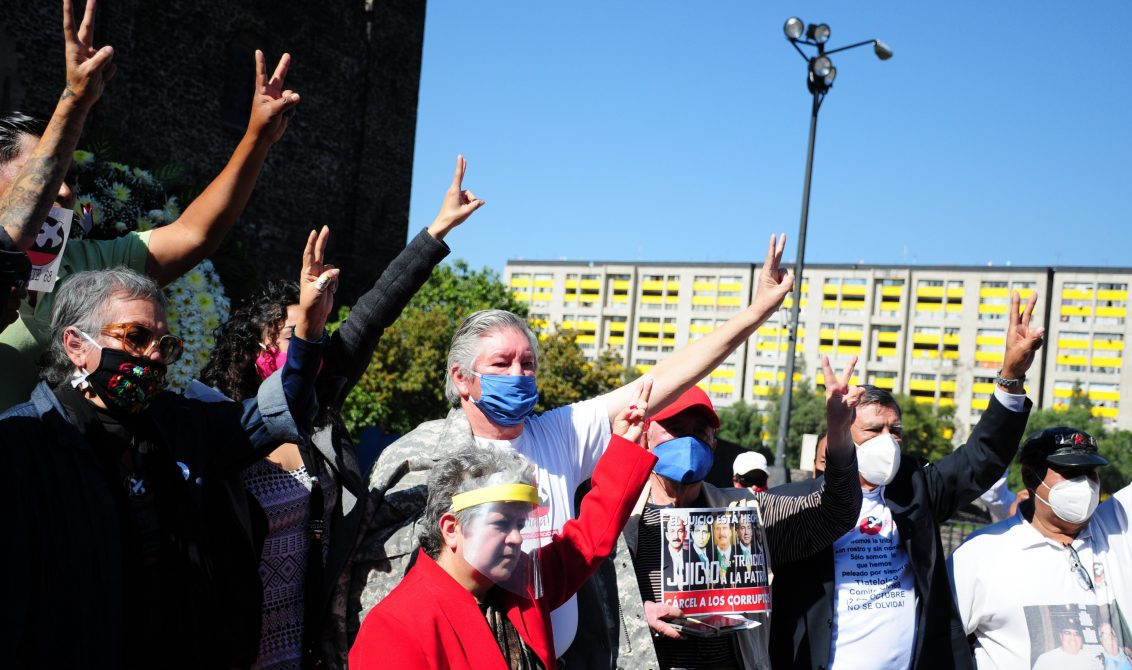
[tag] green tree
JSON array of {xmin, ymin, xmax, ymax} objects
[
  {"xmin": 338, "ymin": 261, "xmax": 528, "ymax": 435},
  {"xmin": 765, "ymin": 380, "xmax": 826, "ymax": 469},
  {"xmin": 891, "ymin": 393, "xmax": 958, "ymax": 464},
  {"xmin": 534, "ymin": 329, "xmax": 625, "ymax": 412},
  {"xmin": 716, "ymin": 400, "xmax": 765, "ymax": 453}
]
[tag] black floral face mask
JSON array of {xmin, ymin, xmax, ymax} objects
[{"xmin": 75, "ymin": 331, "xmax": 167, "ymax": 413}]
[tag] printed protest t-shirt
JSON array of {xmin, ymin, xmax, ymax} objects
[
  {"xmin": 950, "ymin": 484, "xmax": 1132, "ymax": 670},
  {"xmin": 473, "ymin": 395, "xmax": 611, "ymax": 656},
  {"xmin": 829, "ymin": 485, "xmax": 916, "ymax": 670}
]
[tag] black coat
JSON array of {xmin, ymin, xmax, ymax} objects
[
  {"xmin": 0, "ymin": 375, "xmax": 312, "ymax": 670},
  {"xmin": 304, "ymin": 227, "xmax": 449, "ymax": 668},
  {"xmin": 767, "ymin": 395, "xmax": 1031, "ymax": 670}
]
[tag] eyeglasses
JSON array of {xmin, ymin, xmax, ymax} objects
[
  {"xmin": 1064, "ymin": 544, "xmax": 1094, "ymax": 592},
  {"xmin": 100, "ymin": 322, "xmax": 184, "ymax": 363}
]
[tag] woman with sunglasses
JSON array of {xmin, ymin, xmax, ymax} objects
[
  {"xmin": 0, "ymin": 233, "xmax": 337, "ymax": 669},
  {"xmin": 201, "ymin": 156, "xmax": 483, "ymax": 670}
]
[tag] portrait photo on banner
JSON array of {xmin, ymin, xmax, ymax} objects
[{"xmin": 660, "ymin": 507, "xmax": 771, "ymax": 617}]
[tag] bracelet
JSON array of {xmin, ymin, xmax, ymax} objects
[{"xmin": 994, "ymin": 369, "xmax": 1025, "ymax": 389}]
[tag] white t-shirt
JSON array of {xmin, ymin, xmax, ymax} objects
[
  {"xmin": 473, "ymin": 395, "xmax": 612, "ymax": 656},
  {"xmin": 829, "ymin": 486, "xmax": 917, "ymax": 670},
  {"xmin": 950, "ymin": 484, "xmax": 1132, "ymax": 670}
]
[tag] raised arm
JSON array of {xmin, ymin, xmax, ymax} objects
[
  {"xmin": 320, "ymin": 156, "xmax": 482, "ymax": 407},
  {"xmin": 758, "ymin": 356, "xmax": 862, "ymax": 564},
  {"xmin": 540, "ymin": 380, "xmax": 656, "ymax": 611},
  {"xmin": 927, "ymin": 291, "xmax": 1043, "ymax": 522},
  {"xmin": 0, "ymin": 0, "xmax": 115, "ymax": 248},
  {"xmin": 603, "ymin": 233, "xmax": 794, "ymax": 423},
  {"xmin": 145, "ymin": 50, "xmax": 300, "ymax": 285}
]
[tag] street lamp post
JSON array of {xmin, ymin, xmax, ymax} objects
[{"xmin": 772, "ymin": 19, "xmax": 891, "ymax": 484}]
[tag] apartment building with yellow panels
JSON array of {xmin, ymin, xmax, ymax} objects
[{"xmin": 505, "ymin": 260, "xmax": 1132, "ymax": 441}]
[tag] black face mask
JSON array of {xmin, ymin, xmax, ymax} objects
[{"xmin": 81, "ymin": 347, "xmax": 168, "ymax": 414}]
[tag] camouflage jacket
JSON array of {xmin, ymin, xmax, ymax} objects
[{"xmin": 344, "ymin": 408, "xmax": 477, "ymax": 641}]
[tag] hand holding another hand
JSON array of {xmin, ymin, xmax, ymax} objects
[{"xmin": 613, "ymin": 377, "xmax": 653, "ymax": 446}]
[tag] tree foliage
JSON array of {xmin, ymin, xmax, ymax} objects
[
  {"xmin": 534, "ymin": 330, "xmax": 625, "ymax": 413},
  {"xmin": 891, "ymin": 393, "xmax": 958, "ymax": 464},
  {"xmin": 338, "ymin": 261, "xmax": 528, "ymax": 435},
  {"xmin": 716, "ymin": 400, "xmax": 765, "ymax": 453},
  {"xmin": 764, "ymin": 380, "xmax": 826, "ymax": 469}
]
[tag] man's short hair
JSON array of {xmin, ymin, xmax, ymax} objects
[
  {"xmin": 0, "ymin": 112, "xmax": 47, "ymax": 165},
  {"xmin": 856, "ymin": 385, "xmax": 902, "ymax": 419},
  {"xmin": 444, "ymin": 309, "xmax": 539, "ymax": 407}
]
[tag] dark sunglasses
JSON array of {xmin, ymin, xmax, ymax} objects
[{"xmin": 101, "ymin": 322, "xmax": 184, "ymax": 363}]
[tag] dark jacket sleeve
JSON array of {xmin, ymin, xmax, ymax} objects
[
  {"xmin": 921, "ymin": 393, "xmax": 1031, "ymax": 524},
  {"xmin": 318, "ymin": 228, "xmax": 450, "ymax": 410},
  {"xmin": 757, "ymin": 445, "xmax": 862, "ymax": 565}
]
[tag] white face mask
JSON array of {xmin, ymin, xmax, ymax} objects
[
  {"xmin": 855, "ymin": 433, "xmax": 902, "ymax": 487},
  {"xmin": 1037, "ymin": 476, "xmax": 1100, "ymax": 525}
]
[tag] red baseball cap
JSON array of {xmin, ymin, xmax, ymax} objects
[{"xmin": 650, "ymin": 385, "xmax": 720, "ymax": 429}]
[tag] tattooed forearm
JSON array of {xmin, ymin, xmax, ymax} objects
[{"xmin": 0, "ymin": 105, "xmax": 85, "ymax": 249}]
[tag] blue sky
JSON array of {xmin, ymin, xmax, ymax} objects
[{"xmin": 405, "ymin": 2, "xmax": 1131, "ymax": 275}]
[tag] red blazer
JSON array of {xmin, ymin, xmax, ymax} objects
[{"xmin": 349, "ymin": 435, "xmax": 656, "ymax": 669}]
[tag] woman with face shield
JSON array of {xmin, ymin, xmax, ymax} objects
[{"xmin": 349, "ymin": 381, "xmax": 658, "ymax": 669}]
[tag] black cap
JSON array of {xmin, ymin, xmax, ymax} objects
[{"xmin": 1020, "ymin": 427, "xmax": 1109, "ymax": 469}]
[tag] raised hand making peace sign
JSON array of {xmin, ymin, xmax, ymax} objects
[
  {"xmin": 250, "ymin": 50, "xmax": 302, "ymax": 145},
  {"xmin": 62, "ymin": 0, "xmax": 117, "ymax": 110},
  {"xmin": 751, "ymin": 233, "xmax": 794, "ymax": 316},
  {"xmin": 999, "ymin": 291, "xmax": 1045, "ymax": 391}
]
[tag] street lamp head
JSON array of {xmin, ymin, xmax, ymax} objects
[
  {"xmin": 810, "ymin": 56, "xmax": 833, "ymax": 79},
  {"xmin": 784, "ymin": 17, "xmax": 805, "ymax": 41},
  {"xmin": 807, "ymin": 23, "xmax": 831, "ymax": 44},
  {"xmin": 808, "ymin": 56, "xmax": 835, "ymax": 93},
  {"xmin": 873, "ymin": 40, "xmax": 894, "ymax": 60}
]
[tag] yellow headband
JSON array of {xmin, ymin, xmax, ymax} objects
[{"xmin": 451, "ymin": 483, "xmax": 538, "ymax": 513}]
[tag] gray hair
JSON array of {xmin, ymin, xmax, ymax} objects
[
  {"xmin": 42, "ymin": 267, "xmax": 166, "ymax": 386},
  {"xmin": 418, "ymin": 446, "xmax": 536, "ymax": 559},
  {"xmin": 856, "ymin": 385, "xmax": 903, "ymax": 419},
  {"xmin": 444, "ymin": 309, "xmax": 538, "ymax": 406}
]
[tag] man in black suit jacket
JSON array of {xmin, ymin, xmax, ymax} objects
[{"xmin": 768, "ymin": 291, "xmax": 1045, "ymax": 670}]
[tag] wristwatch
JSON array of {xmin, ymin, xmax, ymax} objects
[{"xmin": 994, "ymin": 369, "xmax": 1025, "ymax": 389}]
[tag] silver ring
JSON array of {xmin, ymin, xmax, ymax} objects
[{"xmin": 314, "ymin": 276, "xmax": 330, "ymax": 291}]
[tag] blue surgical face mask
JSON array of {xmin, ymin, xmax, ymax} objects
[
  {"xmin": 652, "ymin": 436, "xmax": 715, "ymax": 485},
  {"xmin": 472, "ymin": 373, "xmax": 539, "ymax": 427}
]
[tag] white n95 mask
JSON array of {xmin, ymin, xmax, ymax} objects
[
  {"xmin": 856, "ymin": 434, "xmax": 901, "ymax": 487},
  {"xmin": 1038, "ymin": 476, "xmax": 1100, "ymax": 525}
]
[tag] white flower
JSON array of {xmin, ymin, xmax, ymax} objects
[
  {"xmin": 131, "ymin": 167, "xmax": 155, "ymax": 185},
  {"xmin": 108, "ymin": 161, "xmax": 129, "ymax": 173},
  {"xmin": 186, "ymin": 270, "xmax": 206, "ymax": 290},
  {"xmin": 110, "ymin": 182, "xmax": 132, "ymax": 203},
  {"xmin": 164, "ymin": 196, "xmax": 181, "ymax": 221},
  {"xmin": 73, "ymin": 150, "xmax": 94, "ymax": 167},
  {"xmin": 147, "ymin": 209, "xmax": 167, "ymax": 225},
  {"xmin": 114, "ymin": 221, "xmax": 128, "ymax": 233}
]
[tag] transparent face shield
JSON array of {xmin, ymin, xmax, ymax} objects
[{"xmin": 452, "ymin": 483, "xmax": 547, "ymax": 599}]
